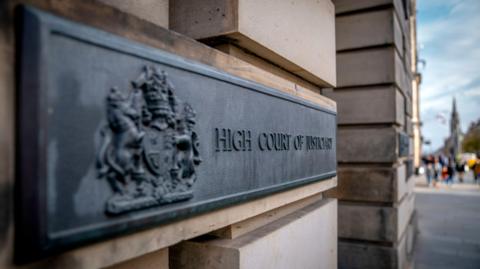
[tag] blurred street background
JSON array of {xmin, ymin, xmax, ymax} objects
[
  {"xmin": 414, "ymin": 171, "xmax": 480, "ymax": 269},
  {"xmin": 415, "ymin": 1, "xmax": 480, "ymax": 267}
]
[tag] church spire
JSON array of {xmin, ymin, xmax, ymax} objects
[
  {"xmin": 452, "ymin": 97, "xmax": 457, "ymax": 116},
  {"xmin": 449, "ymin": 97, "xmax": 462, "ymax": 157},
  {"xmin": 450, "ymin": 97, "xmax": 459, "ymax": 136}
]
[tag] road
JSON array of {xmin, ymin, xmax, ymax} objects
[{"xmin": 414, "ymin": 171, "xmax": 480, "ymax": 269}]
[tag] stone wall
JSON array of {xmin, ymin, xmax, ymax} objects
[{"xmin": 327, "ymin": 0, "xmax": 417, "ymax": 268}]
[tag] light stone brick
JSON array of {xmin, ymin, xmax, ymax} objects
[
  {"xmin": 339, "ymin": 226, "xmax": 412, "ymax": 269},
  {"xmin": 326, "ymin": 164, "xmax": 407, "ymax": 203},
  {"xmin": 170, "ymin": 0, "xmax": 336, "ymax": 87},
  {"xmin": 333, "ymin": 0, "xmax": 408, "ymax": 27},
  {"xmin": 336, "ymin": 8, "xmax": 403, "ymax": 55},
  {"xmin": 171, "ymin": 199, "xmax": 337, "ymax": 269},
  {"xmin": 99, "ymin": 0, "xmax": 169, "ymax": 28},
  {"xmin": 338, "ymin": 192, "xmax": 415, "ymax": 243},
  {"xmin": 405, "ymin": 95, "xmax": 413, "ymax": 116},
  {"xmin": 337, "ymin": 47, "xmax": 394, "ymax": 87},
  {"xmin": 406, "ymin": 116, "xmax": 413, "ymax": 136},
  {"xmin": 338, "ymin": 127, "xmax": 399, "ymax": 163},
  {"xmin": 106, "ymin": 248, "xmax": 168, "ymax": 269},
  {"xmin": 337, "ymin": 47, "xmax": 410, "ymax": 96},
  {"xmin": 323, "ymin": 86, "xmax": 404, "ymax": 125}
]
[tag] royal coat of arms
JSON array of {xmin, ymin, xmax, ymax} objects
[{"xmin": 96, "ymin": 66, "xmax": 201, "ymax": 215}]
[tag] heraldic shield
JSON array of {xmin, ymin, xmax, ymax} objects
[{"xmin": 96, "ymin": 66, "xmax": 202, "ymax": 215}]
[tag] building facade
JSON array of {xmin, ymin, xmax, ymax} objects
[{"xmin": 0, "ymin": 0, "xmax": 418, "ymax": 268}]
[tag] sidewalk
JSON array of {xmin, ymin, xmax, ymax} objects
[
  {"xmin": 414, "ymin": 173, "xmax": 480, "ymax": 269},
  {"xmin": 414, "ymin": 172, "xmax": 479, "ymax": 192}
]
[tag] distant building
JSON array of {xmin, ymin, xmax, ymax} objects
[
  {"xmin": 411, "ymin": 8, "xmax": 422, "ymax": 171},
  {"xmin": 443, "ymin": 98, "xmax": 463, "ymax": 157}
]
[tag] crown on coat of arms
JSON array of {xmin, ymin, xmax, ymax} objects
[{"xmin": 132, "ymin": 66, "xmax": 173, "ymax": 117}]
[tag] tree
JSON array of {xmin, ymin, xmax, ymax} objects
[{"xmin": 462, "ymin": 120, "xmax": 480, "ymax": 153}]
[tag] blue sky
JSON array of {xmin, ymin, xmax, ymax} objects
[{"xmin": 417, "ymin": 0, "xmax": 480, "ymax": 153}]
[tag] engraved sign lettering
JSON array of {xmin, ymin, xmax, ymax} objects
[{"xmin": 214, "ymin": 128, "xmax": 333, "ymax": 152}]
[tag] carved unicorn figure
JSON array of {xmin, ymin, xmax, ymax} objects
[{"xmin": 97, "ymin": 87, "xmax": 144, "ymax": 195}]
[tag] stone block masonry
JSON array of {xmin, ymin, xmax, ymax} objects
[{"xmin": 329, "ymin": 0, "xmax": 416, "ymax": 268}]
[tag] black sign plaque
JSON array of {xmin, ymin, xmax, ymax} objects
[
  {"xmin": 398, "ymin": 132, "xmax": 410, "ymax": 157},
  {"xmin": 16, "ymin": 7, "xmax": 336, "ymax": 262}
]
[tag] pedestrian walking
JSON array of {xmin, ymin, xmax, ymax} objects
[
  {"xmin": 455, "ymin": 158, "xmax": 465, "ymax": 183},
  {"xmin": 426, "ymin": 162, "xmax": 433, "ymax": 186},
  {"xmin": 433, "ymin": 156, "xmax": 441, "ymax": 187},
  {"xmin": 446, "ymin": 158, "xmax": 455, "ymax": 185},
  {"xmin": 423, "ymin": 155, "xmax": 436, "ymax": 187},
  {"xmin": 474, "ymin": 154, "xmax": 480, "ymax": 183}
]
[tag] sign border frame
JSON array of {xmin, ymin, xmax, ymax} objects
[{"xmin": 15, "ymin": 6, "xmax": 337, "ymax": 263}]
